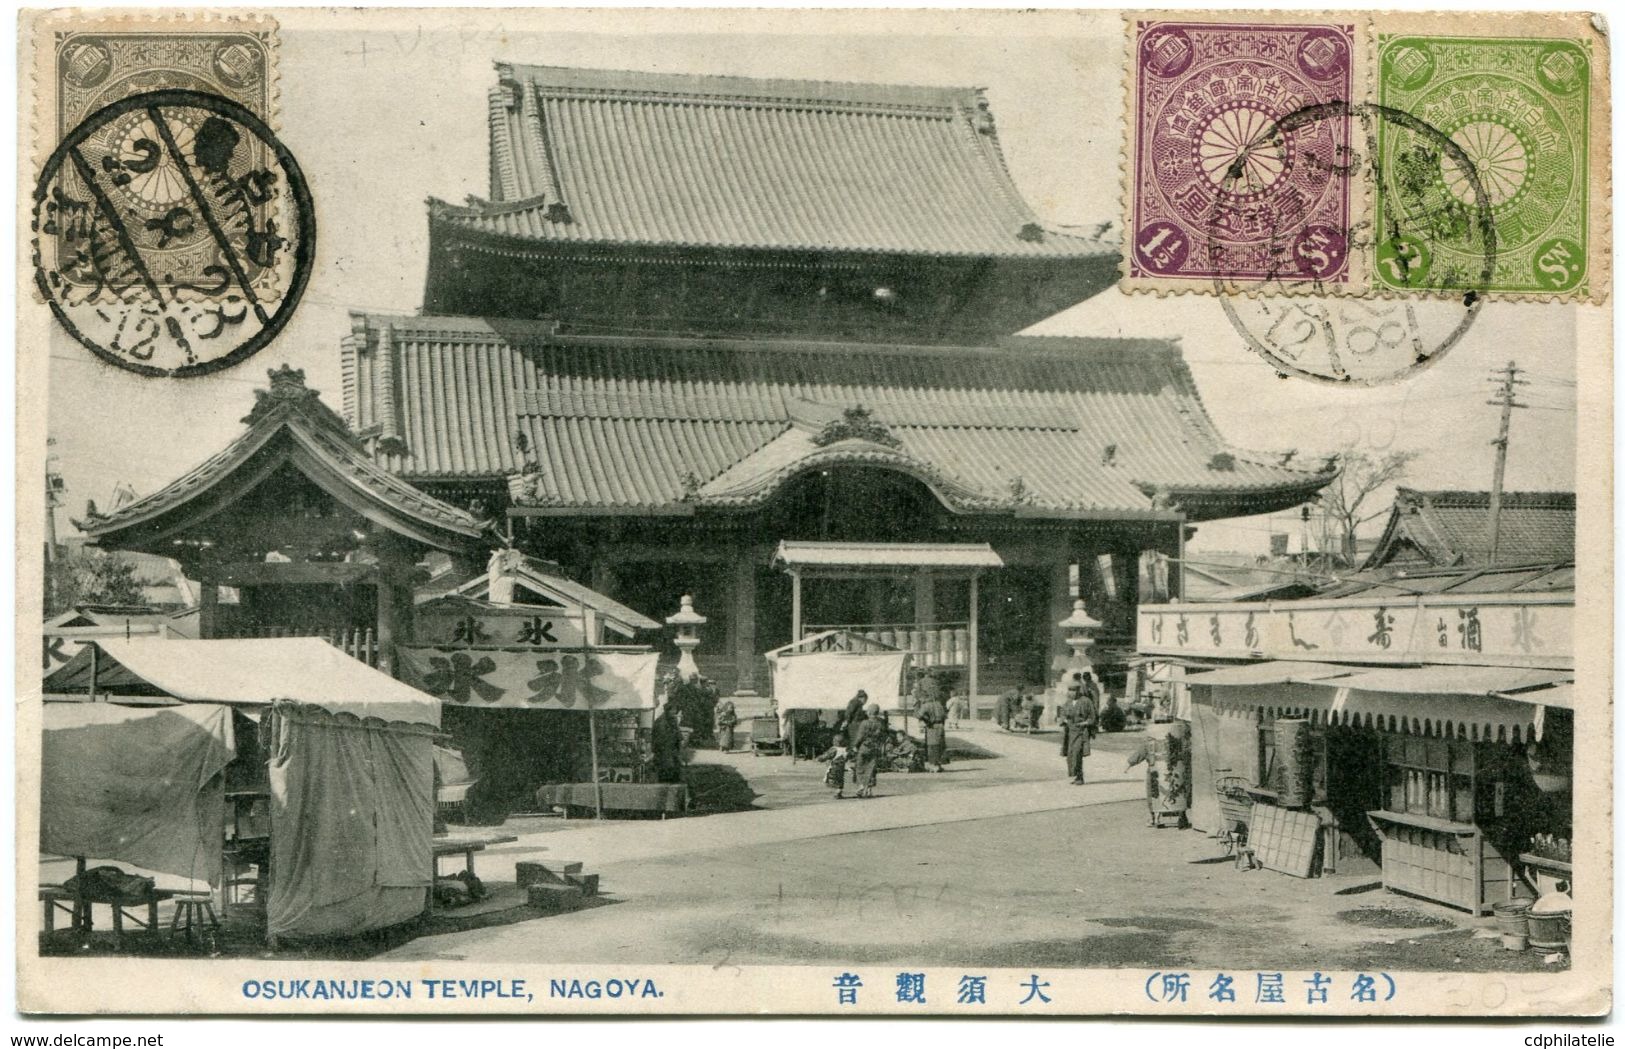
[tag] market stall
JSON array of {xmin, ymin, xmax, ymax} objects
[
  {"xmin": 44, "ymin": 637, "xmax": 442, "ymax": 943},
  {"xmin": 765, "ymin": 634, "xmax": 912, "ymax": 759},
  {"xmin": 40, "ymin": 701, "xmax": 236, "ymax": 945},
  {"xmin": 397, "ymin": 639, "xmax": 662, "ymax": 818}
]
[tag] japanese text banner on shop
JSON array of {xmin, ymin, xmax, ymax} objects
[
  {"xmin": 1136, "ymin": 597, "xmax": 1572, "ymax": 669},
  {"xmin": 395, "ymin": 647, "xmax": 658, "ymax": 710}
]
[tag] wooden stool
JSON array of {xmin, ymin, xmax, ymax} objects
[{"xmin": 170, "ymin": 896, "xmax": 220, "ymax": 945}]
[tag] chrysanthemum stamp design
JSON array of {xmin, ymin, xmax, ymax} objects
[
  {"xmin": 1376, "ymin": 35, "xmax": 1592, "ymax": 296},
  {"xmin": 1129, "ymin": 20, "xmax": 1355, "ymax": 286}
]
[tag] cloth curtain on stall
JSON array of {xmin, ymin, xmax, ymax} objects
[
  {"xmin": 41, "ymin": 703, "xmax": 235, "ymax": 885},
  {"xmin": 768, "ymin": 651, "xmax": 910, "ymax": 710},
  {"xmin": 266, "ymin": 702, "xmax": 435, "ymax": 941}
]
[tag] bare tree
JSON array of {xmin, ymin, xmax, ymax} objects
[{"xmin": 1317, "ymin": 448, "xmax": 1420, "ymax": 564}]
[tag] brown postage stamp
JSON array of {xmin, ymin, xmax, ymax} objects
[
  {"xmin": 30, "ymin": 15, "xmax": 313, "ymax": 377},
  {"xmin": 13, "ymin": 6, "xmax": 1612, "ymax": 1029}
]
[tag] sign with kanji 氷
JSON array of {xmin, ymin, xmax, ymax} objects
[
  {"xmin": 395, "ymin": 646, "xmax": 658, "ymax": 711},
  {"xmin": 415, "ymin": 603, "xmax": 586, "ymax": 648},
  {"xmin": 1136, "ymin": 595, "xmax": 1571, "ymax": 670}
]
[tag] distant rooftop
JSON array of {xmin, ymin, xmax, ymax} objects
[{"xmin": 1363, "ymin": 488, "xmax": 1575, "ymax": 570}]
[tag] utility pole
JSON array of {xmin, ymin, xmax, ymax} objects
[
  {"xmin": 1486, "ymin": 361, "xmax": 1528, "ymax": 564},
  {"xmin": 44, "ymin": 437, "xmax": 64, "ymax": 565}
]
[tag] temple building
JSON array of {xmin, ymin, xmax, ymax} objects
[
  {"xmin": 85, "ymin": 63, "xmax": 1335, "ymax": 706},
  {"xmin": 341, "ymin": 63, "xmax": 1333, "ymax": 700}
]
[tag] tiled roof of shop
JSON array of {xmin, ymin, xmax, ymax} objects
[
  {"xmin": 81, "ymin": 366, "xmax": 488, "ymax": 553},
  {"xmin": 1362, "ymin": 488, "xmax": 1575, "ymax": 569},
  {"xmin": 444, "ymin": 63, "xmax": 1114, "ymax": 258},
  {"xmin": 1316, "ymin": 562, "xmax": 1574, "ymax": 599},
  {"xmin": 344, "ymin": 314, "xmax": 1333, "ymax": 521}
]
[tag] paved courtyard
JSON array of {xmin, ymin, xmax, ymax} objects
[{"xmin": 382, "ymin": 727, "xmax": 1551, "ymax": 973}]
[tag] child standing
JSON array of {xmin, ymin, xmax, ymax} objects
[{"xmin": 816, "ymin": 740, "xmax": 850, "ymax": 799}]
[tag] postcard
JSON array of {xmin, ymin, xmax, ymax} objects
[{"xmin": 15, "ymin": 7, "xmax": 1611, "ymax": 1017}]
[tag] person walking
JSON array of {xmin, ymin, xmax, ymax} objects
[
  {"xmin": 851, "ymin": 702, "xmax": 888, "ymax": 798},
  {"xmin": 918, "ymin": 691, "xmax": 948, "ymax": 773},
  {"xmin": 714, "ymin": 699, "xmax": 738, "ymax": 752},
  {"xmin": 1061, "ymin": 674, "xmax": 1099, "ymax": 785},
  {"xmin": 996, "ymin": 687, "xmax": 1019, "ymax": 730},
  {"xmin": 650, "ymin": 702, "xmax": 684, "ymax": 784},
  {"xmin": 947, "ymin": 691, "xmax": 968, "ymax": 730},
  {"xmin": 842, "ymin": 691, "xmax": 870, "ymax": 747}
]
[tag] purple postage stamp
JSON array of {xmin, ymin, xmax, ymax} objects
[{"xmin": 1129, "ymin": 20, "xmax": 1355, "ymax": 286}]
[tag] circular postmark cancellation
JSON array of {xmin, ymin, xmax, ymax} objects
[
  {"xmin": 32, "ymin": 89, "xmax": 314, "ymax": 377},
  {"xmin": 1204, "ymin": 100, "xmax": 1497, "ymax": 385}
]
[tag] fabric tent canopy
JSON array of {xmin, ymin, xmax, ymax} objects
[
  {"xmin": 42, "ymin": 703, "xmax": 235, "ymax": 885},
  {"xmin": 1191, "ymin": 662, "xmax": 1563, "ymax": 742},
  {"xmin": 1295, "ymin": 664, "xmax": 1572, "ymax": 696},
  {"xmin": 44, "ymin": 638, "xmax": 441, "ymax": 727},
  {"xmin": 43, "ymin": 638, "xmax": 442, "ymax": 940},
  {"xmin": 1499, "ymin": 682, "xmax": 1573, "ymax": 710},
  {"xmin": 1187, "ymin": 661, "xmax": 1362, "ymax": 688},
  {"xmin": 768, "ymin": 651, "xmax": 910, "ymax": 709}
]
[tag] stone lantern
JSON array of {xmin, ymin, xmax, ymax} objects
[
  {"xmin": 1058, "ymin": 598, "xmax": 1104, "ymax": 677},
  {"xmin": 667, "ymin": 594, "xmax": 707, "ymax": 681}
]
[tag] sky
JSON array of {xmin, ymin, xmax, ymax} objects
[{"xmin": 38, "ymin": 10, "xmax": 1579, "ymax": 555}]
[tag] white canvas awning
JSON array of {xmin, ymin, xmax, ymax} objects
[
  {"xmin": 1297, "ymin": 664, "xmax": 1573, "ymax": 696},
  {"xmin": 1499, "ymin": 682, "xmax": 1573, "ymax": 710},
  {"xmin": 768, "ymin": 651, "xmax": 911, "ymax": 710},
  {"xmin": 1189, "ymin": 660, "xmax": 1568, "ymax": 742},
  {"xmin": 1186, "ymin": 661, "xmax": 1363, "ymax": 688},
  {"xmin": 43, "ymin": 638, "xmax": 442, "ymax": 727}
]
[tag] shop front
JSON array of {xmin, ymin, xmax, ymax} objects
[{"xmin": 1137, "ymin": 593, "xmax": 1575, "ymax": 913}]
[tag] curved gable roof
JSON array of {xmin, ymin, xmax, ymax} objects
[
  {"xmin": 347, "ymin": 314, "xmax": 1334, "ymax": 522},
  {"xmin": 80, "ymin": 367, "xmax": 489, "ymax": 555}
]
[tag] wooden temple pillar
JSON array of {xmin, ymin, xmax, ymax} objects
[
  {"xmin": 197, "ymin": 580, "xmax": 220, "ymax": 640},
  {"xmin": 913, "ymin": 571, "xmax": 935, "ymax": 629},
  {"xmin": 375, "ymin": 579, "xmax": 402, "ymax": 676},
  {"xmin": 732, "ymin": 554, "xmax": 758, "ymax": 693}
]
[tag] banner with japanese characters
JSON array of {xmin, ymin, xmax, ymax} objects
[
  {"xmin": 415, "ymin": 603, "xmax": 587, "ymax": 648},
  {"xmin": 396, "ymin": 646, "xmax": 658, "ymax": 711},
  {"xmin": 1137, "ymin": 596, "xmax": 1571, "ymax": 670}
]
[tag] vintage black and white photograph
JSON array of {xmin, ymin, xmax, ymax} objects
[{"xmin": 15, "ymin": 6, "xmax": 1611, "ymax": 1019}]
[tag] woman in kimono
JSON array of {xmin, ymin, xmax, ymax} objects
[
  {"xmin": 713, "ymin": 699, "xmax": 738, "ymax": 752},
  {"xmin": 851, "ymin": 703, "xmax": 888, "ymax": 798},
  {"xmin": 918, "ymin": 693, "xmax": 948, "ymax": 773}
]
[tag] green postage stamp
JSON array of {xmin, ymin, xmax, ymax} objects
[{"xmin": 1376, "ymin": 34, "xmax": 1593, "ymax": 297}]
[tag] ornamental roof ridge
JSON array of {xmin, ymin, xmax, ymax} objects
[
  {"xmin": 497, "ymin": 61, "xmax": 979, "ymax": 114},
  {"xmin": 80, "ymin": 365, "xmax": 488, "ymax": 548}
]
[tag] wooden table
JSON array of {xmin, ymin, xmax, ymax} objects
[
  {"xmin": 429, "ymin": 834, "xmax": 518, "ymax": 911},
  {"xmin": 40, "ymin": 885, "xmax": 175, "ymax": 947},
  {"xmin": 535, "ymin": 782, "xmax": 689, "ymax": 817}
]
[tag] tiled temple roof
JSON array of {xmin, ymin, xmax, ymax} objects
[
  {"xmin": 344, "ymin": 313, "xmax": 1334, "ymax": 522},
  {"xmin": 435, "ymin": 63, "xmax": 1115, "ymax": 259},
  {"xmin": 80, "ymin": 366, "xmax": 489, "ymax": 554}
]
